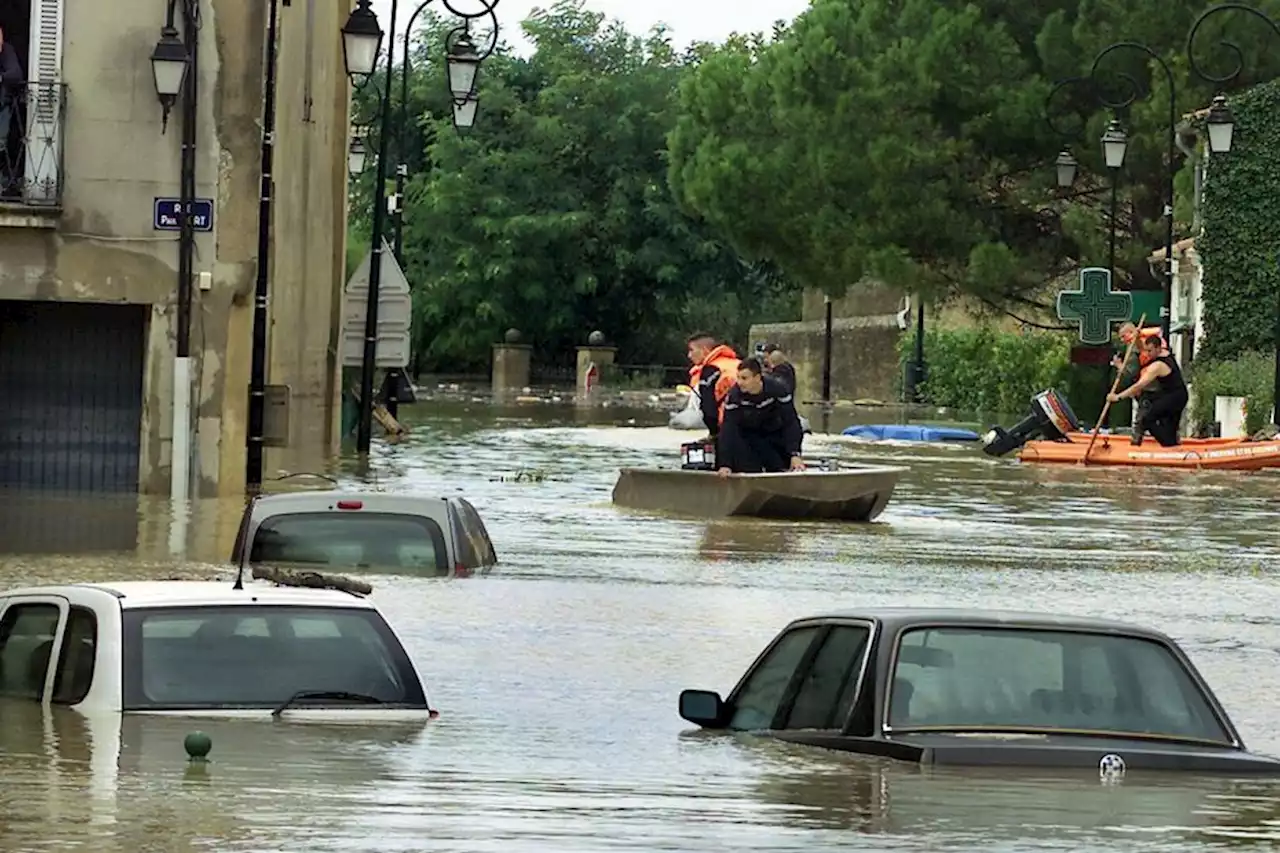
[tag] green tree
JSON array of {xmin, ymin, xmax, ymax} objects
[
  {"xmin": 666, "ymin": 0, "xmax": 1280, "ymax": 317},
  {"xmin": 363, "ymin": 1, "xmax": 797, "ymax": 372}
]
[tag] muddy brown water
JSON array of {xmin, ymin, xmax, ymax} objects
[{"xmin": 2, "ymin": 401, "xmax": 1280, "ymax": 851}]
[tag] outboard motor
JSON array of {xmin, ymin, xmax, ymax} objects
[{"xmin": 980, "ymin": 389, "xmax": 1082, "ymax": 457}]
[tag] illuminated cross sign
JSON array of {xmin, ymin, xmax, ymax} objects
[{"xmin": 1057, "ymin": 267, "xmax": 1133, "ymax": 345}]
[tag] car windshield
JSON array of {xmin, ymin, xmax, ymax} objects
[
  {"xmin": 887, "ymin": 626, "xmax": 1231, "ymax": 744},
  {"xmin": 249, "ymin": 511, "xmax": 448, "ymax": 573},
  {"xmin": 121, "ymin": 606, "xmax": 425, "ymax": 710}
]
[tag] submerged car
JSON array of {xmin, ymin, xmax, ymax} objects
[
  {"xmin": 232, "ymin": 491, "xmax": 497, "ymax": 577},
  {"xmin": 0, "ymin": 580, "xmax": 432, "ymax": 718},
  {"xmin": 679, "ymin": 608, "xmax": 1280, "ymax": 774}
]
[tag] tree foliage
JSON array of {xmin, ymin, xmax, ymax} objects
[
  {"xmin": 667, "ymin": 0, "xmax": 1280, "ymax": 318},
  {"xmin": 349, "ymin": 2, "xmax": 798, "ymax": 371}
]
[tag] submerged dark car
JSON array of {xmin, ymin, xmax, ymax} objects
[{"xmin": 679, "ymin": 608, "xmax": 1280, "ymax": 774}]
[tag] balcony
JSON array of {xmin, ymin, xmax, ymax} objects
[{"xmin": 1, "ymin": 82, "xmax": 67, "ymax": 226}]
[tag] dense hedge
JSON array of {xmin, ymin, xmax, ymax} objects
[
  {"xmin": 897, "ymin": 328, "xmax": 1109, "ymax": 420},
  {"xmin": 1189, "ymin": 351, "xmax": 1276, "ymax": 434},
  {"xmin": 1197, "ymin": 79, "xmax": 1280, "ymax": 363}
]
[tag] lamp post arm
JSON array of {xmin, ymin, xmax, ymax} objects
[
  {"xmin": 1091, "ymin": 41, "xmax": 1179, "ymax": 340},
  {"xmin": 1188, "ymin": 3, "xmax": 1280, "ymax": 87}
]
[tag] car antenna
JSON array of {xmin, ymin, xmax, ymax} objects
[{"xmin": 233, "ymin": 493, "xmax": 261, "ymax": 590}]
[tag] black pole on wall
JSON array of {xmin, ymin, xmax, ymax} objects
[
  {"xmin": 820, "ymin": 295, "xmax": 833, "ymax": 434},
  {"xmin": 246, "ymin": 0, "xmax": 284, "ymax": 493}
]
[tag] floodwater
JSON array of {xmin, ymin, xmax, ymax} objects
[{"xmin": 2, "ymin": 400, "xmax": 1280, "ymax": 852}]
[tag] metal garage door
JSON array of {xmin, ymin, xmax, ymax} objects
[{"xmin": 0, "ymin": 300, "xmax": 147, "ymax": 492}]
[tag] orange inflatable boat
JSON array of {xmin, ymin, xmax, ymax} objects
[
  {"xmin": 1019, "ymin": 432, "xmax": 1280, "ymax": 470},
  {"xmin": 980, "ymin": 389, "xmax": 1280, "ymax": 471}
]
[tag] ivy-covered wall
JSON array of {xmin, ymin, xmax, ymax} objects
[{"xmin": 1197, "ymin": 79, "xmax": 1280, "ymax": 363}]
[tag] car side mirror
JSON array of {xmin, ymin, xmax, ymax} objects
[{"xmin": 679, "ymin": 688, "xmax": 726, "ymax": 728}]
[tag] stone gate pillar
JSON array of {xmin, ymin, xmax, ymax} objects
[{"xmin": 492, "ymin": 329, "xmax": 531, "ymax": 400}]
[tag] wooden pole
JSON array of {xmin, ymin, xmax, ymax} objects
[{"xmin": 1082, "ymin": 313, "xmax": 1146, "ymax": 465}]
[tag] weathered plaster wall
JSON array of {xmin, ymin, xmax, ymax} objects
[
  {"xmin": 0, "ymin": 0, "xmax": 259, "ymax": 496},
  {"xmin": 265, "ymin": 0, "xmax": 349, "ymax": 477},
  {"xmin": 0, "ymin": 0, "xmax": 350, "ymax": 494},
  {"xmin": 753, "ymin": 282, "xmax": 906, "ymax": 404}
]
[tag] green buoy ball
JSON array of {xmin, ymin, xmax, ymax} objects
[{"xmin": 184, "ymin": 731, "xmax": 212, "ymax": 760}]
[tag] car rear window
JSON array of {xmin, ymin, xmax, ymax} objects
[
  {"xmin": 249, "ymin": 512, "xmax": 448, "ymax": 573},
  {"xmin": 888, "ymin": 626, "xmax": 1231, "ymax": 744},
  {"xmin": 120, "ymin": 606, "xmax": 426, "ymax": 710}
]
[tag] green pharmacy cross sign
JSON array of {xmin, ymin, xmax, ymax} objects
[{"xmin": 1057, "ymin": 267, "xmax": 1133, "ymax": 346}]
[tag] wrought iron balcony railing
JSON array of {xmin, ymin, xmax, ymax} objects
[{"xmin": 0, "ymin": 81, "xmax": 67, "ymax": 208}]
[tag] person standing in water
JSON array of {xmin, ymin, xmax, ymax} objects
[
  {"xmin": 1108, "ymin": 335, "xmax": 1188, "ymax": 446},
  {"xmin": 717, "ymin": 357, "xmax": 806, "ymax": 475}
]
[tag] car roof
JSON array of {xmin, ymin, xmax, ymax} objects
[
  {"xmin": 797, "ymin": 607, "xmax": 1169, "ymax": 639},
  {"xmin": 1, "ymin": 581, "xmax": 378, "ymax": 611},
  {"xmin": 250, "ymin": 492, "xmax": 453, "ymax": 513}
]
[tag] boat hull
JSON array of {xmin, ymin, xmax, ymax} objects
[
  {"xmin": 611, "ymin": 466, "xmax": 906, "ymax": 521},
  {"xmin": 1019, "ymin": 432, "xmax": 1280, "ymax": 470}
]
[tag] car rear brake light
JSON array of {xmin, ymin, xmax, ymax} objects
[
  {"xmin": 454, "ymin": 563, "xmax": 471, "ymax": 578},
  {"xmin": 335, "ymin": 500, "xmax": 363, "ymax": 510}
]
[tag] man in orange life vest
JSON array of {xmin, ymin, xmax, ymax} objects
[
  {"xmin": 686, "ymin": 332, "xmax": 740, "ymax": 437},
  {"xmin": 1113, "ymin": 322, "xmax": 1166, "ymax": 370}
]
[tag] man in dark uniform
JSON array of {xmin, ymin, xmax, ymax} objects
[
  {"xmin": 1108, "ymin": 335, "xmax": 1188, "ymax": 446},
  {"xmin": 762, "ymin": 344, "xmax": 797, "ymax": 395},
  {"xmin": 716, "ymin": 357, "xmax": 806, "ymax": 475}
]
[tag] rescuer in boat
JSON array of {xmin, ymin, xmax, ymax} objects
[
  {"xmin": 686, "ymin": 332, "xmax": 741, "ymax": 438},
  {"xmin": 762, "ymin": 344, "xmax": 797, "ymax": 395},
  {"xmin": 1112, "ymin": 322, "xmax": 1166, "ymax": 372},
  {"xmin": 1107, "ymin": 334, "xmax": 1188, "ymax": 446},
  {"xmin": 716, "ymin": 357, "xmax": 806, "ymax": 476}
]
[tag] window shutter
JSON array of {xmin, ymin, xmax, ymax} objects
[{"xmin": 23, "ymin": 0, "xmax": 65, "ymax": 205}]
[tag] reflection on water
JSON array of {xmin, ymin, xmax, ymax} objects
[{"xmin": 1, "ymin": 400, "xmax": 1279, "ymax": 851}]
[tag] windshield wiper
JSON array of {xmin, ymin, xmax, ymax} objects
[{"xmin": 271, "ymin": 690, "xmax": 387, "ymax": 717}]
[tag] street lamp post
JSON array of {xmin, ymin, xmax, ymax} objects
[
  {"xmin": 1188, "ymin": 2, "xmax": 1279, "ymax": 427},
  {"xmin": 341, "ymin": 0, "xmax": 499, "ymax": 455},
  {"xmin": 149, "ymin": 0, "xmax": 198, "ymax": 505},
  {"xmin": 1090, "ymin": 42, "xmax": 1178, "ymax": 343},
  {"xmin": 1100, "ymin": 118, "xmax": 1128, "ymax": 283}
]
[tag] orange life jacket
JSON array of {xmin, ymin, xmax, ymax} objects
[
  {"xmin": 1121, "ymin": 325, "xmax": 1165, "ymax": 367},
  {"xmin": 688, "ymin": 344, "xmax": 740, "ymax": 425}
]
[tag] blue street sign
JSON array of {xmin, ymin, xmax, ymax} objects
[{"xmin": 153, "ymin": 197, "xmax": 214, "ymax": 232}]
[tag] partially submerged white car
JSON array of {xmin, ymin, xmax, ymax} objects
[{"xmin": 0, "ymin": 580, "xmax": 433, "ymax": 719}]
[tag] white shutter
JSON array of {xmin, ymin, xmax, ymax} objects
[{"xmin": 23, "ymin": 0, "xmax": 64, "ymax": 205}]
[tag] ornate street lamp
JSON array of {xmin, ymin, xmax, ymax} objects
[
  {"xmin": 1055, "ymin": 149, "xmax": 1078, "ymax": 189},
  {"xmin": 150, "ymin": 24, "xmax": 188, "ymax": 132},
  {"xmin": 341, "ymin": 0, "xmax": 383, "ymax": 83},
  {"xmin": 452, "ymin": 95, "xmax": 479, "ymax": 130},
  {"xmin": 348, "ymin": 136, "xmax": 368, "ymax": 177},
  {"xmin": 446, "ymin": 31, "xmax": 482, "ymax": 103},
  {"xmin": 1091, "ymin": 42, "xmax": 1177, "ymax": 341},
  {"xmin": 1205, "ymin": 94, "xmax": 1235, "ymax": 154},
  {"xmin": 1100, "ymin": 118, "xmax": 1127, "ymax": 170},
  {"xmin": 346, "ymin": 1, "xmax": 501, "ymax": 452}
]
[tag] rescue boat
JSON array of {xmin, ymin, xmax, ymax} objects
[
  {"xmin": 612, "ymin": 440, "xmax": 906, "ymax": 521},
  {"xmin": 980, "ymin": 389, "xmax": 1280, "ymax": 471}
]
